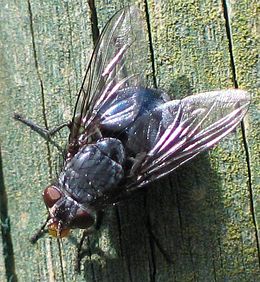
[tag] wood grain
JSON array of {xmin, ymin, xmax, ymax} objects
[{"xmin": 0, "ymin": 0, "xmax": 258, "ymax": 281}]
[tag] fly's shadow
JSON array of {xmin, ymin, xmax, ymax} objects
[{"xmin": 73, "ymin": 153, "xmax": 225, "ymax": 281}]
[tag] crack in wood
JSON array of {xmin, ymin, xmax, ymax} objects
[
  {"xmin": 27, "ymin": 0, "xmax": 54, "ymax": 180},
  {"xmin": 0, "ymin": 147, "xmax": 18, "ymax": 282},
  {"xmin": 144, "ymin": 0, "xmax": 157, "ymax": 89},
  {"xmin": 222, "ymin": 0, "xmax": 260, "ymax": 266}
]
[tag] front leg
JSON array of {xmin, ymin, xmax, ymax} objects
[
  {"xmin": 30, "ymin": 217, "xmax": 49, "ymax": 244},
  {"xmin": 14, "ymin": 113, "xmax": 71, "ymax": 152},
  {"xmin": 14, "ymin": 113, "xmax": 71, "ymax": 140}
]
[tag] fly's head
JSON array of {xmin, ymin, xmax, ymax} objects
[{"xmin": 43, "ymin": 185, "xmax": 95, "ymax": 238}]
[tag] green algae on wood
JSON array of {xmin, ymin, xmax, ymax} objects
[{"xmin": 0, "ymin": 0, "xmax": 258, "ymax": 281}]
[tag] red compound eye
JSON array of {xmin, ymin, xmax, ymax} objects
[
  {"xmin": 70, "ymin": 208, "xmax": 95, "ymax": 229},
  {"xmin": 43, "ymin": 185, "xmax": 61, "ymax": 208}
]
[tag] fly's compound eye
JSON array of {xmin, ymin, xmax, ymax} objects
[
  {"xmin": 70, "ymin": 209, "xmax": 95, "ymax": 229},
  {"xmin": 43, "ymin": 185, "xmax": 61, "ymax": 208}
]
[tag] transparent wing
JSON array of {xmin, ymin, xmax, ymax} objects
[
  {"xmin": 128, "ymin": 89, "xmax": 250, "ymax": 189},
  {"xmin": 69, "ymin": 6, "xmax": 148, "ymax": 150}
]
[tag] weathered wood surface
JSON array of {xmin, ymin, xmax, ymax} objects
[{"xmin": 0, "ymin": 0, "xmax": 259, "ymax": 281}]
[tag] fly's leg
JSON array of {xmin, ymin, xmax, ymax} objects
[
  {"xmin": 14, "ymin": 113, "xmax": 70, "ymax": 140},
  {"xmin": 30, "ymin": 218, "xmax": 49, "ymax": 244},
  {"xmin": 14, "ymin": 113, "xmax": 70, "ymax": 152},
  {"xmin": 95, "ymin": 210, "xmax": 104, "ymax": 230},
  {"xmin": 75, "ymin": 229, "xmax": 91, "ymax": 272},
  {"xmin": 75, "ymin": 211, "xmax": 104, "ymax": 272}
]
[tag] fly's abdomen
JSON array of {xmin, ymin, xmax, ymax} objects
[{"xmin": 60, "ymin": 138, "xmax": 125, "ymax": 203}]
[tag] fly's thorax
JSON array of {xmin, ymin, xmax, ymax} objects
[
  {"xmin": 43, "ymin": 185, "xmax": 96, "ymax": 238},
  {"xmin": 59, "ymin": 138, "xmax": 126, "ymax": 204}
]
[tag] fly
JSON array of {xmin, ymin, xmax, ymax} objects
[{"xmin": 15, "ymin": 5, "xmax": 250, "ymax": 262}]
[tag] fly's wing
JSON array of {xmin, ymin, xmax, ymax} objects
[
  {"xmin": 69, "ymin": 6, "xmax": 148, "ymax": 153},
  {"xmin": 127, "ymin": 89, "xmax": 250, "ymax": 189}
]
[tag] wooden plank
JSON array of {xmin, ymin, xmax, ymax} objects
[
  {"xmin": 0, "ymin": 149, "xmax": 5, "ymax": 282},
  {"xmin": 227, "ymin": 0, "xmax": 260, "ymax": 262},
  {"xmin": 146, "ymin": 0, "xmax": 259, "ymax": 281},
  {"xmin": 1, "ymin": 1, "xmax": 93, "ymax": 281},
  {"xmin": 0, "ymin": 241, "xmax": 4, "ymax": 282},
  {"xmin": 0, "ymin": 147, "xmax": 17, "ymax": 282},
  {"xmin": 0, "ymin": 0, "xmax": 258, "ymax": 281}
]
